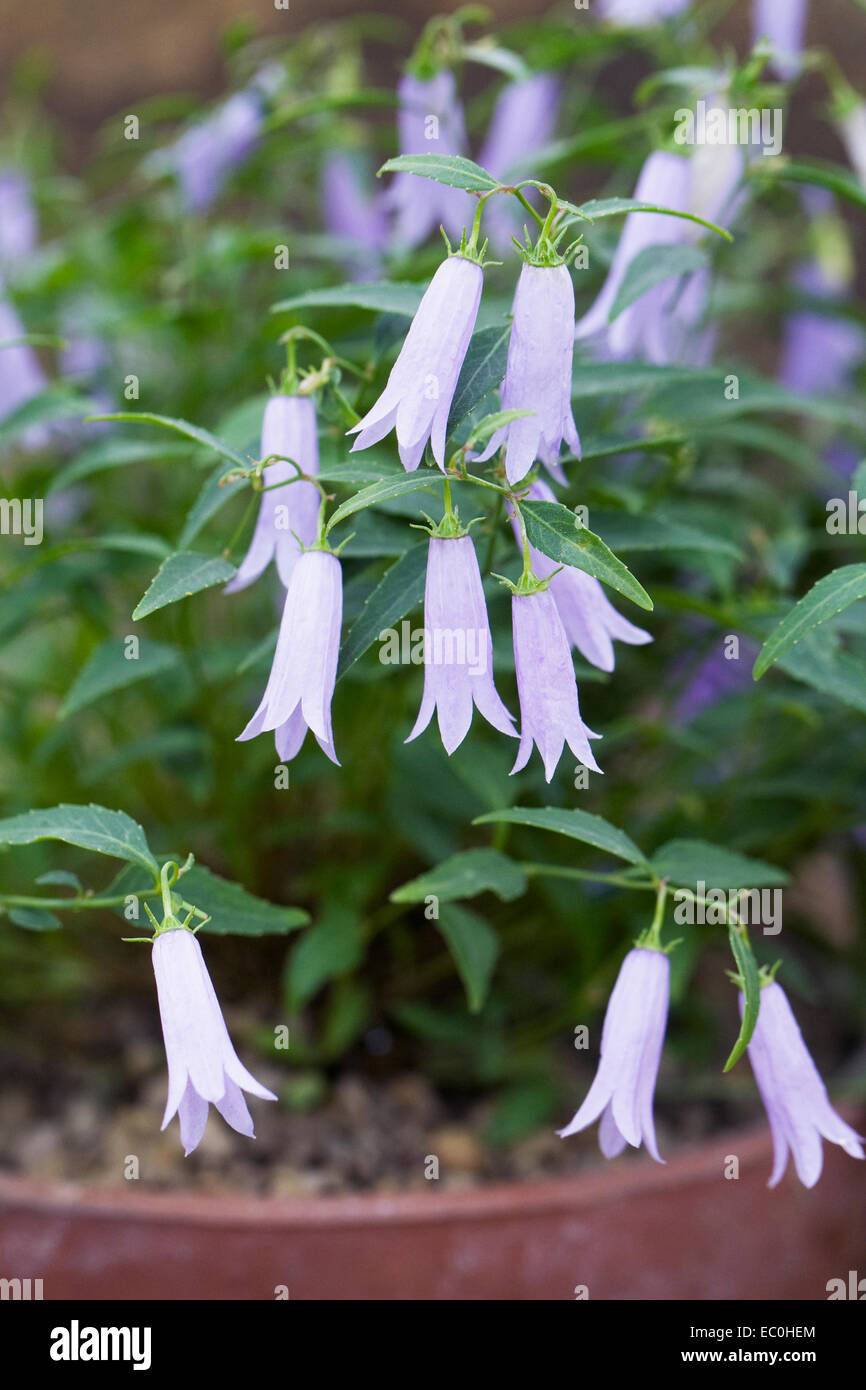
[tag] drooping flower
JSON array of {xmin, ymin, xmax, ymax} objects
[
  {"xmin": 171, "ymin": 89, "xmax": 263, "ymax": 213},
  {"xmin": 478, "ymin": 74, "xmax": 560, "ymax": 252},
  {"xmin": 597, "ymin": 0, "xmax": 690, "ymax": 26},
  {"xmin": 225, "ymin": 394, "xmax": 321, "ymax": 594},
  {"xmin": 512, "ymin": 481, "xmax": 651, "ymax": 672},
  {"xmin": 474, "ymin": 261, "xmax": 580, "ymax": 486},
  {"xmin": 152, "ymin": 926, "xmax": 277, "ymax": 1155},
  {"xmin": 779, "ymin": 259, "xmax": 864, "ymax": 396},
  {"xmin": 511, "ymin": 584, "xmax": 601, "ymax": 781},
  {"xmin": 0, "ymin": 169, "xmax": 37, "ymax": 268},
  {"xmin": 406, "ymin": 533, "xmax": 516, "ymax": 754},
  {"xmin": 558, "ymin": 947, "xmax": 669, "ymax": 1160},
  {"xmin": 348, "ymin": 253, "xmax": 482, "ymax": 471},
  {"xmin": 238, "ymin": 548, "xmax": 342, "ymax": 764},
  {"xmin": 752, "ymin": 0, "xmax": 809, "ymax": 82},
  {"xmin": 385, "ymin": 70, "xmax": 472, "ymax": 249},
  {"xmin": 743, "ymin": 981, "xmax": 864, "ymax": 1188},
  {"xmin": 321, "ymin": 151, "xmax": 387, "ymax": 281}
]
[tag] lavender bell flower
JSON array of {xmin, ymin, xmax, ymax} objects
[
  {"xmin": 0, "ymin": 169, "xmax": 38, "ymax": 268},
  {"xmin": 513, "ymin": 481, "xmax": 651, "ymax": 671},
  {"xmin": 752, "ymin": 0, "xmax": 809, "ymax": 82},
  {"xmin": 780, "ymin": 259, "xmax": 864, "ymax": 396},
  {"xmin": 386, "ymin": 70, "xmax": 472, "ymax": 249},
  {"xmin": 511, "ymin": 584, "xmax": 601, "ymax": 781},
  {"xmin": 321, "ymin": 152, "xmax": 387, "ymax": 281},
  {"xmin": 597, "ymin": 0, "xmax": 690, "ymax": 25},
  {"xmin": 0, "ymin": 293, "xmax": 49, "ymax": 445},
  {"xmin": 348, "ymin": 253, "xmax": 482, "ymax": 471},
  {"xmin": 474, "ymin": 261, "xmax": 580, "ymax": 486},
  {"xmin": 406, "ymin": 533, "xmax": 516, "ymax": 753},
  {"xmin": 478, "ymin": 75, "xmax": 560, "ymax": 252},
  {"xmin": 152, "ymin": 926, "xmax": 277, "ymax": 1155},
  {"xmin": 238, "ymin": 548, "xmax": 342, "ymax": 764},
  {"xmin": 743, "ymin": 981, "xmax": 864, "ymax": 1188},
  {"xmin": 558, "ymin": 947, "xmax": 669, "ymax": 1160},
  {"xmin": 172, "ymin": 89, "xmax": 262, "ymax": 213},
  {"xmin": 225, "ymin": 395, "xmax": 321, "ymax": 594}
]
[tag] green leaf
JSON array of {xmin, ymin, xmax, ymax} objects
[
  {"xmin": 49, "ymin": 437, "xmax": 191, "ymax": 495},
  {"xmin": 724, "ymin": 925, "xmax": 761, "ymax": 1072},
  {"xmin": 750, "ymin": 158, "xmax": 866, "ymax": 213},
  {"xmin": 338, "ymin": 545, "xmax": 427, "ymax": 678},
  {"xmin": 608, "ymin": 243, "xmax": 709, "ymax": 322},
  {"xmin": 448, "ymin": 323, "xmax": 511, "ymax": 429},
  {"xmin": 473, "ymin": 806, "xmax": 647, "ymax": 866},
  {"xmin": 285, "ymin": 905, "xmax": 364, "ymax": 1008},
  {"xmin": 108, "ymin": 863, "xmax": 309, "ymax": 936},
  {"xmin": 326, "ymin": 473, "xmax": 439, "ymax": 532},
  {"xmin": 775, "ymin": 626, "xmax": 866, "ymax": 714},
  {"xmin": 561, "ymin": 195, "xmax": 733, "ymax": 241},
  {"xmin": 89, "ymin": 412, "xmax": 249, "ymax": 471},
  {"xmin": 8, "ymin": 907, "xmax": 62, "ymax": 931},
  {"xmin": 650, "ymin": 839, "xmax": 787, "ymax": 889},
  {"xmin": 271, "ymin": 281, "xmax": 424, "ymax": 318},
  {"xmin": 592, "ymin": 511, "xmax": 743, "ymax": 560},
  {"xmin": 465, "ymin": 408, "xmax": 534, "ymax": 450},
  {"xmin": 35, "ymin": 869, "xmax": 82, "ymax": 891},
  {"xmin": 378, "ymin": 152, "xmax": 499, "ymax": 193},
  {"xmin": 753, "ymin": 565, "xmax": 866, "ymax": 679},
  {"xmin": 0, "ymin": 803, "xmax": 159, "ymax": 876},
  {"xmin": 522, "ymin": 499, "xmax": 653, "ymax": 611},
  {"xmin": 391, "ymin": 849, "xmax": 527, "ymax": 905},
  {"xmin": 317, "ymin": 460, "xmax": 402, "ymax": 485},
  {"xmin": 133, "ymin": 551, "xmax": 237, "ymax": 620},
  {"xmin": 60, "ymin": 638, "xmax": 181, "ymax": 719},
  {"xmin": 178, "ymin": 463, "xmax": 246, "ymax": 548},
  {"xmin": 435, "ymin": 903, "xmax": 500, "ymax": 1013}
]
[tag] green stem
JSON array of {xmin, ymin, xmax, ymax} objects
[
  {"xmin": 0, "ymin": 890, "xmax": 159, "ymax": 912},
  {"xmin": 521, "ymin": 863, "xmax": 657, "ymax": 892}
]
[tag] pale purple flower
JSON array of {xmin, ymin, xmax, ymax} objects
[
  {"xmin": 172, "ymin": 89, "xmax": 262, "ymax": 213},
  {"xmin": 321, "ymin": 152, "xmax": 387, "ymax": 280},
  {"xmin": 752, "ymin": 0, "xmax": 809, "ymax": 81},
  {"xmin": 238, "ymin": 548, "xmax": 342, "ymax": 764},
  {"xmin": 474, "ymin": 261, "xmax": 580, "ymax": 486},
  {"xmin": 597, "ymin": 0, "xmax": 690, "ymax": 25},
  {"xmin": 478, "ymin": 75, "xmax": 560, "ymax": 252},
  {"xmin": 225, "ymin": 395, "xmax": 321, "ymax": 594},
  {"xmin": 0, "ymin": 292, "xmax": 49, "ymax": 448},
  {"xmin": 406, "ymin": 534, "xmax": 516, "ymax": 754},
  {"xmin": 780, "ymin": 260, "xmax": 864, "ymax": 395},
  {"xmin": 348, "ymin": 254, "xmax": 482, "ymax": 471},
  {"xmin": 385, "ymin": 70, "xmax": 472, "ymax": 249},
  {"xmin": 513, "ymin": 481, "xmax": 651, "ymax": 671},
  {"xmin": 511, "ymin": 585, "xmax": 601, "ymax": 781},
  {"xmin": 743, "ymin": 981, "xmax": 864, "ymax": 1188},
  {"xmin": 674, "ymin": 634, "xmax": 758, "ymax": 722},
  {"xmin": 559, "ymin": 947, "xmax": 669, "ymax": 1160},
  {"xmin": 0, "ymin": 169, "xmax": 37, "ymax": 268},
  {"xmin": 152, "ymin": 926, "xmax": 277, "ymax": 1155}
]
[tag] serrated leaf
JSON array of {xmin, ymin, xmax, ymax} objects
[
  {"xmin": 724, "ymin": 925, "xmax": 761, "ymax": 1072},
  {"xmin": 133, "ymin": 551, "xmax": 237, "ymax": 620},
  {"xmin": 0, "ymin": 803, "xmax": 159, "ymax": 876},
  {"xmin": 473, "ymin": 806, "xmax": 647, "ymax": 866},
  {"xmin": 776, "ymin": 626, "xmax": 866, "ymax": 714},
  {"xmin": 650, "ymin": 839, "xmax": 787, "ymax": 889},
  {"xmin": 435, "ymin": 903, "xmax": 500, "ymax": 1013},
  {"xmin": 60, "ymin": 638, "xmax": 181, "ymax": 718},
  {"xmin": 89, "ymin": 412, "xmax": 249, "ymax": 471},
  {"xmin": 447, "ymin": 323, "xmax": 511, "ymax": 428},
  {"xmin": 378, "ymin": 152, "xmax": 499, "ymax": 193},
  {"xmin": 326, "ymin": 472, "xmax": 438, "ymax": 532},
  {"xmin": 391, "ymin": 849, "xmax": 527, "ymax": 905},
  {"xmin": 271, "ymin": 281, "xmax": 424, "ymax": 317},
  {"xmin": 107, "ymin": 862, "xmax": 309, "ymax": 936},
  {"xmin": 609, "ymin": 243, "xmax": 709, "ymax": 322},
  {"xmin": 522, "ymin": 499, "xmax": 653, "ymax": 611},
  {"xmin": 8, "ymin": 906, "xmax": 62, "ymax": 931},
  {"xmin": 338, "ymin": 545, "xmax": 427, "ymax": 677},
  {"xmin": 753, "ymin": 565, "xmax": 866, "ymax": 679}
]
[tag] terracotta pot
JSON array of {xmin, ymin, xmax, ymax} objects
[{"xmin": 1, "ymin": 1119, "xmax": 863, "ymax": 1300}]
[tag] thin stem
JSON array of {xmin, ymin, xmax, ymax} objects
[
  {"xmin": 521, "ymin": 863, "xmax": 657, "ymax": 892},
  {"xmin": 0, "ymin": 890, "xmax": 159, "ymax": 912}
]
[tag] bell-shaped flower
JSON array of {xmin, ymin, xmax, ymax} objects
[
  {"xmin": 152, "ymin": 926, "xmax": 277, "ymax": 1155},
  {"xmin": 238, "ymin": 548, "xmax": 342, "ymax": 763},
  {"xmin": 559, "ymin": 947, "xmax": 669, "ymax": 1161},
  {"xmin": 348, "ymin": 254, "xmax": 482, "ymax": 471},
  {"xmin": 406, "ymin": 532, "xmax": 516, "ymax": 754},
  {"xmin": 780, "ymin": 258, "xmax": 864, "ymax": 395},
  {"xmin": 478, "ymin": 75, "xmax": 560, "ymax": 252},
  {"xmin": 321, "ymin": 152, "xmax": 387, "ymax": 281},
  {"xmin": 752, "ymin": 0, "xmax": 809, "ymax": 81},
  {"xmin": 0, "ymin": 169, "xmax": 37, "ymax": 269},
  {"xmin": 171, "ymin": 89, "xmax": 262, "ymax": 213},
  {"xmin": 474, "ymin": 261, "xmax": 580, "ymax": 486},
  {"xmin": 743, "ymin": 980, "xmax": 864, "ymax": 1188},
  {"xmin": 225, "ymin": 395, "xmax": 321, "ymax": 594},
  {"xmin": 511, "ymin": 481, "xmax": 651, "ymax": 671},
  {"xmin": 511, "ymin": 582, "xmax": 601, "ymax": 781},
  {"xmin": 385, "ymin": 70, "xmax": 472, "ymax": 249}
]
